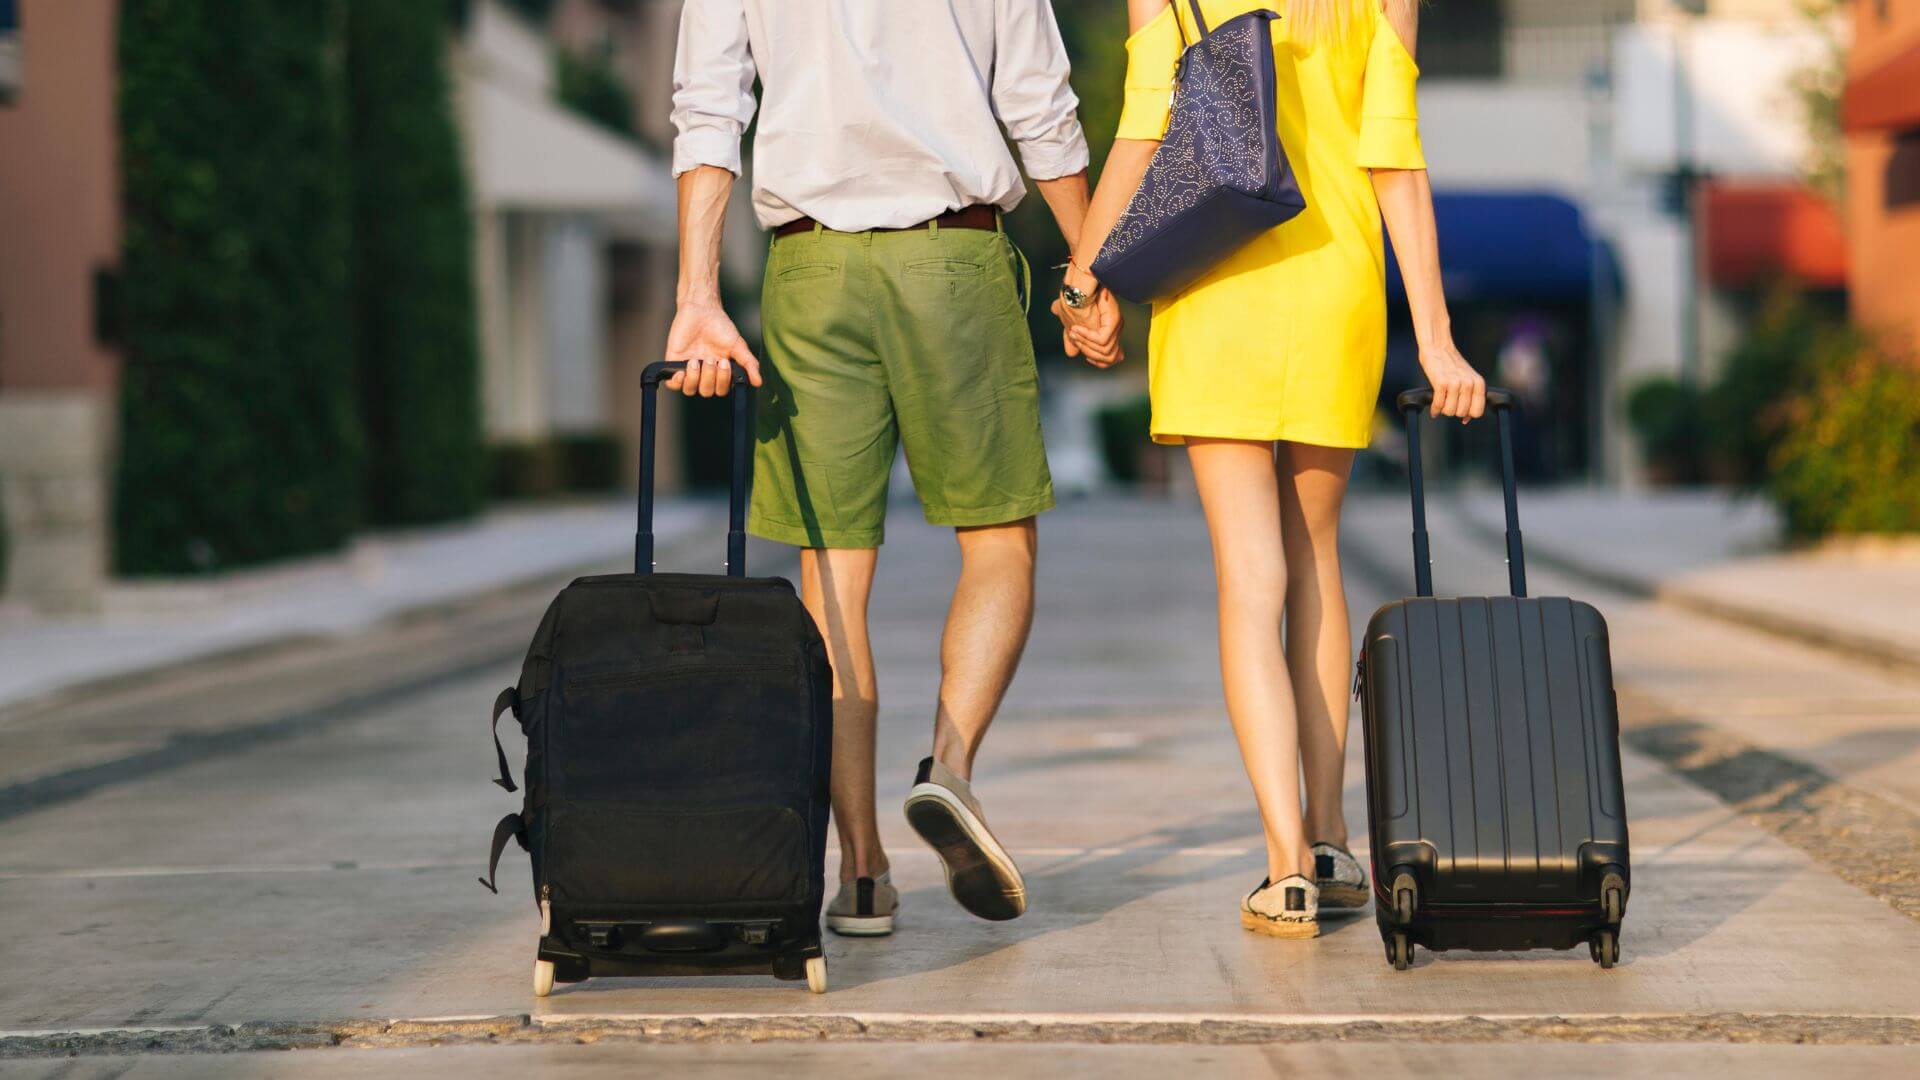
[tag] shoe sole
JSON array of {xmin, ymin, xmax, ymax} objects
[
  {"xmin": 904, "ymin": 783, "xmax": 1026, "ymax": 921},
  {"xmin": 825, "ymin": 913, "xmax": 894, "ymax": 937},
  {"xmin": 1317, "ymin": 883, "xmax": 1371, "ymax": 908},
  {"xmin": 1240, "ymin": 911, "xmax": 1320, "ymax": 939}
]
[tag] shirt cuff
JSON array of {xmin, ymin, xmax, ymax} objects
[
  {"xmin": 671, "ymin": 125, "xmax": 743, "ymax": 178},
  {"xmin": 1016, "ymin": 124, "xmax": 1091, "ymax": 180},
  {"xmin": 1357, "ymin": 116, "xmax": 1427, "ymax": 171}
]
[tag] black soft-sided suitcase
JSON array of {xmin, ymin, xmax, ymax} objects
[
  {"xmin": 1358, "ymin": 388, "xmax": 1629, "ymax": 971},
  {"xmin": 480, "ymin": 361, "xmax": 834, "ymax": 995}
]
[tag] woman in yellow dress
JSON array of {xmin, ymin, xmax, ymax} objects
[{"xmin": 1060, "ymin": 0, "xmax": 1487, "ymax": 938}]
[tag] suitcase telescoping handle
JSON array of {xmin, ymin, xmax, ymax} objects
[
  {"xmin": 1396, "ymin": 387, "xmax": 1526, "ymax": 600},
  {"xmin": 638, "ymin": 360, "xmax": 753, "ymax": 577}
]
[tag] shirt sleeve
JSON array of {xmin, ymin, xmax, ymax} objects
[
  {"xmin": 992, "ymin": 0, "xmax": 1092, "ymax": 179},
  {"xmin": 1114, "ymin": 5, "xmax": 1181, "ymax": 142},
  {"xmin": 670, "ymin": 0, "xmax": 758, "ymax": 178},
  {"xmin": 1356, "ymin": 11, "xmax": 1427, "ymax": 171}
]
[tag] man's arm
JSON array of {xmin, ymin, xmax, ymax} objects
[
  {"xmin": 666, "ymin": 166, "xmax": 760, "ymax": 396},
  {"xmin": 665, "ymin": 0, "xmax": 760, "ymax": 396}
]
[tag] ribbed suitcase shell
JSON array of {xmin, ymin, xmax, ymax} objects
[
  {"xmin": 1359, "ymin": 388, "xmax": 1630, "ymax": 964},
  {"xmin": 1361, "ymin": 595, "xmax": 1629, "ymax": 952}
]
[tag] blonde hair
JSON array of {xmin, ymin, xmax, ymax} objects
[{"xmin": 1284, "ymin": 0, "xmax": 1367, "ymax": 42}]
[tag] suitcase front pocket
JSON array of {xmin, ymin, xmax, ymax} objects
[
  {"xmin": 544, "ymin": 802, "xmax": 812, "ymax": 908},
  {"xmin": 552, "ymin": 660, "xmax": 812, "ymax": 802}
]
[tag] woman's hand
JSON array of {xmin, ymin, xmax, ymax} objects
[
  {"xmin": 1054, "ymin": 261, "xmax": 1124, "ymax": 367},
  {"xmin": 1417, "ymin": 339, "xmax": 1486, "ymax": 420}
]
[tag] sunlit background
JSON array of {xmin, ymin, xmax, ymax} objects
[{"xmin": 0, "ymin": 0, "xmax": 1915, "ymax": 619}]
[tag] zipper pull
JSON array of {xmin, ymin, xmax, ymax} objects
[
  {"xmin": 1352, "ymin": 655, "xmax": 1365, "ymax": 701},
  {"xmin": 539, "ymin": 885, "xmax": 552, "ymax": 936}
]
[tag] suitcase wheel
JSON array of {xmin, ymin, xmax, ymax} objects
[
  {"xmin": 805, "ymin": 955, "xmax": 828, "ymax": 994},
  {"xmin": 1390, "ymin": 871, "xmax": 1418, "ymax": 926},
  {"xmin": 1601, "ymin": 872, "xmax": 1627, "ymax": 926},
  {"xmin": 533, "ymin": 958, "xmax": 556, "ymax": 997},
  {"xmin": 1590, "ymin": 930, "xmax": 1620, "ymax": 969},
  {"xmin": 1387, "ymin": 931, "xmax": 1413, "ymax": 971}
]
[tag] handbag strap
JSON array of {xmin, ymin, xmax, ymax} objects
[{"xmin": 1185, "ymin": 0, "xmax": 1210, "ymax": 36}]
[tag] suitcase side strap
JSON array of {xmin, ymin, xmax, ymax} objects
[
  {"xmin": 478, "ymin": 812, "xmax": 527, "ymax": 895},
  {"xmin": 490, "ymin": 687, "xmax": 519, "ymax": 793}
]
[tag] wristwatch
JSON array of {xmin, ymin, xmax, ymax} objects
[{"xmin": 1057, "ymin": 258, "xmax": 1099, "ymax": 309}]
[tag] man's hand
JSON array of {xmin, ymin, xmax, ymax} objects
[{"xmin": 663, "ymin": 298, "xmax": 763, "ymax": 397}]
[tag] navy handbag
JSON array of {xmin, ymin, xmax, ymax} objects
[{"xmin": 1091, "ymin": 1, "xmax": 1305, "ymax": 304}]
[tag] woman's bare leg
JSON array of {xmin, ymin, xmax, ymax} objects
[
  {"xmin": 1187, "ymin": 438, "xmax": 1312, "ymax": 884},
  {"xmin": 1277, "ymin": 442, "xmax": 1358, "ymax": 849}
]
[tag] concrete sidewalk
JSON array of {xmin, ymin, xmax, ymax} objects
[
  {"xmin": 4, "ymin": 497, "xmax": 1918, "ymax": 1077},
  {"xmin": 1452, "ymin": 488, "xmax": 1920, "ymax": 673},
  {"xmin": 0, "ymin": 499, "xmax": 710, "ymax": 714}
]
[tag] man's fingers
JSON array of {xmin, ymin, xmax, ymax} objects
[
  {"xmin": 1469, "ymin": 379, "xmax": 1487, "ymax": 420},
  {"xmin": 679, "ymin": 358, "xmax": 701, "ymax": 396},
  {"xmin": 730, "ymin": 343, "xmax": 764, "ymax": 387},
  {"xmin": 714, "ymin": 359, "xmax": 733, "ymax": 396}
]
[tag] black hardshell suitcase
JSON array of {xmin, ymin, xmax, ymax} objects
[
  {"xmin": 1357, "ymin": 388, "xmax": 1629, "ymax": 971},
  {"xmin": 480, "ymin": 361, "xmax": 835, "ymax": 995}
]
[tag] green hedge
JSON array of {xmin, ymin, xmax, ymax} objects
[
  {"xmin": 1768, "ymin": 351, "xmax": 1920, "ymax": 537},
  {"xmin": 114, "ymin": 0, "xmax": 361, "ymax": 574},
  {"xmin": 347, "ymin": 0, "xmax": 484, "ymax": 525}
]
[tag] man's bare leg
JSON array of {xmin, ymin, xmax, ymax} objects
[
  {"xmin": 799, "ymin": 547, "xmax": 888, "ymax": 883},
  {"xmin": 930, "ymin": 519, "xmax": 1039, "ymax": 779}
]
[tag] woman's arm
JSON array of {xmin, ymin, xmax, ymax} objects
[
  {"xmin": 1052, "ymin": 0, "xmax": 1172, "ymax": 367},
  {"xmin": 1371, "ymin": 2, "xmax": 1485, "ymax": 420}
]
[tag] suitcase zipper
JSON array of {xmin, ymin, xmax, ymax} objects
[{"xmin": 1352, "ymin": 654, "xmax": 1365, "ymax": 701}]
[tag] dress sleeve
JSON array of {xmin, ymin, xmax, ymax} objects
[
  {"xmin": 1356, "ymin": 13, "xmax": 1427, "ymax": 171},
  {"xmin": 1114, "ymin": 6, "xmax": 1182, "ymax": 141}
]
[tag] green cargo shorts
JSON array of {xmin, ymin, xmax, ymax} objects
[{"xmin": 749, "ymin": 220, "xmax": 1054, "ymax": 549}]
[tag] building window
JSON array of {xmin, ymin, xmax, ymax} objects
[
  {"xmin": 1888, "ymin": 129, "xmax": 1920, "ymax": 212},
  {"xmin": 0, "ymin": 0, "xmax": 20, "ymax": 105}
]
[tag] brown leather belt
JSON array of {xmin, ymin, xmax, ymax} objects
[{"xmin": 773, "ymin": 204, "xmax": 998, "ymax": 239}]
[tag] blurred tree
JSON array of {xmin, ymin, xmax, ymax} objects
[
  {"xmin": 555, "ymin": 40, "xmax": 641, "ymax": 143},
  {"xmin": 1790, "ymin": 0, "xmax": 1849, "ymax": 210},
  {"xmin": 346, "ymin": 0, "xmax": 485, "ymax": 525},
  {"xmin": 1769, "ymin": 345, "xmax": 1920, "ymax": 536},
  {"xmin": 114, "ymin": 0, "xmax": 361, "ymax": 574}
]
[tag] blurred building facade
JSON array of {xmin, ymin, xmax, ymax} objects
[
  {"xmin": 456, "ymin": 0, "xmax": 685, "ymax": 493},
  {"xmin": 1411, "ymin": 0, "xmax": 1843, "ymax": 485},
  {"xmin": 0, "ymin": 0, "xmax": 119, "ymax": 612},
  {"xmin": 1843, "ymin": 0, "xmax": 1920, "ymax": 362}
]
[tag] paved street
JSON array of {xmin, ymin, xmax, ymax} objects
[{"xmin": 3, "ymin": 494, "xmax": 1918, "ymax": 1076}]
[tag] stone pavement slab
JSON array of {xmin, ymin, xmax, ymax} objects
[
  {"xmin": 4, "ymin": 499, "xmax": 1920, "ymax": 1051},
  {"xmin": 5, "ymin": 1041, "xmax": 1918, "ymax": 1079},
  {"xmin": 1452, "ymin": 487, "xmax": 1920, "ymax": 673},
  {"xmin": 0, "ymin": 500, "xmax": 709, "ymax": 712}
]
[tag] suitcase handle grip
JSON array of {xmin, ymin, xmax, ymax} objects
[
  {"xmin": 1395, "ymin": 386, "xmax": 1526, "ymax": 599},
  {"xmin": 638, "ymin": 361, "xmax": 753, "ymax": 577}
]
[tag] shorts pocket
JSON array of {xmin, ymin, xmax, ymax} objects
[
  {"xmin": 906, "ymin": 257, "xmax": 985, "ymax": 278},
  {"xmin": 775, "ymin": 263, "xmax": 838, "ymax": 283}
]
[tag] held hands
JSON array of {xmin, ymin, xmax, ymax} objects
[
  {"xmin": 1053, "ymin": 262, "xmax": 1124, "ymax": 368},
  {"xmin": 663, "ymin": 297, "xmax": 763, "ymax": 397},
  {"xmin": 1417, "ymin": 338, "xmax": 1487, "ymax": 421}
]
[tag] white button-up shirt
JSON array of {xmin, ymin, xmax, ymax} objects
[{"xmin": 671, "ymin": 0, "xmax": 1090, "ymax": 232}]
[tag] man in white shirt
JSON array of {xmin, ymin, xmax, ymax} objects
[{"xmin": 669, "ymin": 0, "xmax": 1118, "ymax": 935}]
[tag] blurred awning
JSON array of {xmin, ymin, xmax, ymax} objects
[
  {"xmin": 1844, "ymin": 40, "xmax": 1920, "ymax": 132},
  {"xmin": 462, "ymin": 77, "xmax": 675, "ymax": 244},
  {"xmin": 1700, "ymin": 181, "xmax": 1847, "ymax": 288},
  {"xmin": 1388, "ymin": 192, "xmax": 1617, "ymax": 305}
]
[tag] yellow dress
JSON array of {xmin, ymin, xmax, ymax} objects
[{"xmin": 1116, "ymin": 0, "xmax": 1426, "ymax": 447}]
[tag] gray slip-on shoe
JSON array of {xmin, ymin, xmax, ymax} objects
[
  {"xmin": 825, "ymin": 871, "xmax": 899, "ymax": 936},
  {"xmin": 903, "ymin": 757, "xmax": 1025, "ymax": 921},
  {"xmin": 1241, "ymin": 874, "xmax": 1320, "ymax": 939}
]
